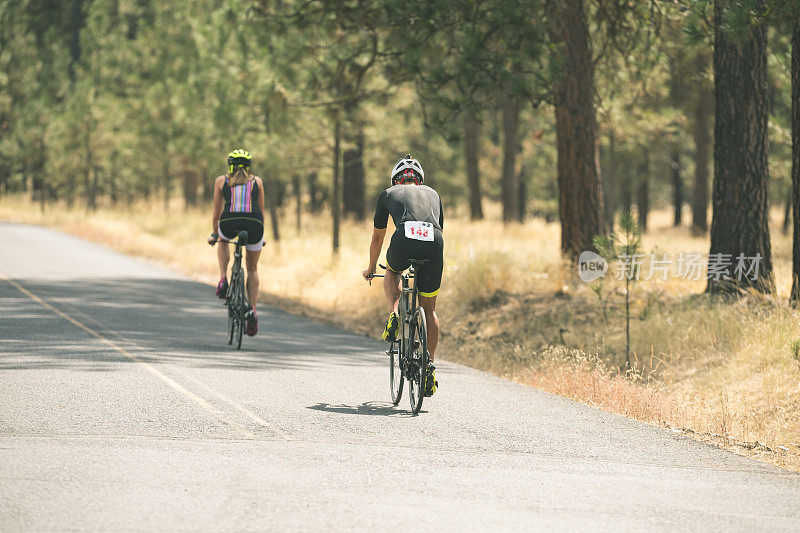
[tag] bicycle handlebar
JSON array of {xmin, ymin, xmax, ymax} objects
[
  {"xmin": 208, "ymin": 233, "xmax": 262, "ymax": 247},
  {"xmin": 367, "ymin": 272, "xmax": 385, "ymax": 286}
]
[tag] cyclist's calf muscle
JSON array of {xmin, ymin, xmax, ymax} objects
[
  {"xmin": 383, "ymin": 269, "xmax": 402, "ymax": 315},
  {"xmin": 419, "ymin": 294, "xmax": 439, "ymax": 360}
]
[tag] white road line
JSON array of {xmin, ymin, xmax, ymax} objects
[
  {"xmin": 53, "ymin": 297, "xmax": 293, "ymax": 441},
  {"xmin": 0, "ymin": 272, "xmax": 256, "ymax": 439}
]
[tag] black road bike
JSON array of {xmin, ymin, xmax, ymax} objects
[
  {"xmin": 225, "ymin": 230, "xmax": 250, "ymax": 350},
  {"xmin": 373, "ymin": 260, "xmax": 430, "ymax": 414}
]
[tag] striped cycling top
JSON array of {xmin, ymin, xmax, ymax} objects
[{"xmin": 221, "ymin": 177, "xmax": 262, "ymax": 219}]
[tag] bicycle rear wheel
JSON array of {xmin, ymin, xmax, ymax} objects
[
  {"xmin": 235, "ymin": 308, "xmax": 244, "ymax": 349},
  {"xmin": 227, "ymin": 288, "xmax": 236, "ymax": 345},
  {"xmin": 235, "ymin": 282, "xmax": 246, "ymax": 350},
  {"xmin": 227, "ymin": 275, "xmax": 240, "ymax": 345},
  {"xmin": 389, "ymin": 340, "xmax": 403, "ymax": 405},
  {"xmin": 407, "ymin": 307, "xmax": 427, "ymax": 414}
]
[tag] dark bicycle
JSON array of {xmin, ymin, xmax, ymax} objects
[
  {"xmin": 373, "ymin": 260, "xmax": 430, "ymax": 414},
  {"xmin": 223, "ymin": 230, "xmax": 250, "ymax": 350}
]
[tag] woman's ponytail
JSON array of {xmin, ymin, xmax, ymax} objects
[{"xmin": 228, "ymin": 167, "xmax": 251, "ymax": 187}]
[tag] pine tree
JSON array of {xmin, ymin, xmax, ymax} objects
[{"xmin": 707, "ymin": 0, "xmax": 774, "ymax": 294}]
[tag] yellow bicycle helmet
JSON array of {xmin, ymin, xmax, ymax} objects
[{"xmin": 227, "ymin": 149, "xmax": 252, "ymax": 173}]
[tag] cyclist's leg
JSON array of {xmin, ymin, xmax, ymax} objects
[
  {"xmin": 419, "ymin": 294, "xmax": 439, "ymax": 360},
  {"xmin": 239, "ymin": 218, "xmax": 264, "ymax": 309},
  {"xmin": 382, "ymin": 230, "xmax": 409, "ymax": 341},
  {"xmin": 216, "ymin": 222, "xmax": 233, "ymax": 280},
  {"xmin": 244, "ymin": 247, "xmax": 261, "ymax": 309},
  {"xmin": 416, "ymin": 229, "xmax": 443, "ymax": 361},
  {"xmin": 383, "ymin": 269, "xmax": 401, "ymax": 314},
  {"xmin": 384, "ymin": 229, "xmax": 411, "ymax": 315},
  {"xmin": 217, "ymin": 240, "xmax": 230, "ymax": 280}
]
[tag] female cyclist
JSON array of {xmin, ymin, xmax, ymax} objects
[{"xmin": 207, "ymin": 149, "xmax": 265, "ymax": 336}]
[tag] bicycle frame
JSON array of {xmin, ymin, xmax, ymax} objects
[
  {"xmin": 373, "ymin": 268, "xmax": 418, "ymax": 370},
  {"xmin": 226, "ymin": 238, "xmax": 248, "ymax": 306},
  {"xmin": 375, "ymin": 261, "xmax": 428, "ymax": 412},
  {"xmin": 224, "ymin": 232, "xmax": 250, "ymax": 349},
  {"xmin": 396, "ymin": 264, "xmax": 425, "ymax": 382}
]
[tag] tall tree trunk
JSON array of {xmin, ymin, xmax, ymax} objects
[
  {"xmin": 668, "ymin": 55, "xmax": 684, "ymax": 227},
  {"xmin": 342, "ymin": 131, "xmax": 365, "ymax": 220},
  {"xmin": 86, "ymin": 167, "xmax": 98, "ymax": 212},
  {"xmin": 36, "ymin": 162, "xmax": 46, "ymax": 214},
  {"xmin": 182, "ymin": 168, "xmax": 198, "ymax": 207},
  {"xmin": 308, "ymin": 172, "xmax": 321, "ymax": 213},
  {"xmin": 274, "ymin": 179, "xmax": 286, "ymax": 209},
  {"xmin": 619, "ymin": 153, "xmax": 632, "ymax": 216},
  {"xmin": 293, "ymin": 174, "xmax": 302, "ymax": 233},
  {"xmin": 199, "ymin": 167, "xmax": 212, "ymax": 202},
  {"xmin": 783, "ymin": 189, "xmax": 791, "ymax": 236},
  {"xmin": 84, "ymin": 133, "xmax": 95, "ymax": 212},
  {"xmin": 163, "ymin": 161, "xmax": 170, "ymax": 211},
  {"xmin": 332, "ymin": 111, "xmax": 341, "ymax": 254},
  {"xmin": 707, "ymin": 0, "xmax": 773, "ymax": 294},
  {"xmin": 636, "ymin": 151, "xmax": 649, "ymax": 232},
  {"xmin": 91, "ymin": 167, "xmax": 99, "ymax": 210},
  {"xmin": 68, "ymin": 0, "xmax": 84, "ymax": 84},
  {"xmin": 518, "ymin": 168, "xmax": 528, "ymax": 222},
  {"xmin": 671, "ymin": 147, "xmax": 683, "ymax": 226},
  {"xmin": 548, "ymin": 0, "xmax": 604, "ymax": 257},
  {"xmin": 501, "ymin": 94, "xmax": 520, "ymax": 223},
  {"xmin": 0, "ymin": 163, "xmax": 8, "ymax": 198},
  {"xmin": 464, "ymin": 112, "xmax": 484, "ymax": 220},
  {"xmin": 110, "ymin": 171, "xmax": 118, "ymax": 206},
  {"xmin": 790, "ymin": 21, "xmax": 800, "ymax": 301},
  {"xmin": 65, "ymin": 177, "xmax": 75, "ymax": 208},
  {"xmin": 32, "ymin": 175, "xmax": 44, "ymax": 213},
  {"xmin": 602, "ymin": 132, "xmax": 617, "ymax": 229},
  {"xmin": 692, "ymin": 52, "xmax": 712, "ymax": 235}
]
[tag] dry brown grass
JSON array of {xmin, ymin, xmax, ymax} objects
[{"xmin": 3, "ymin": 196, "xmax": 799, "ymax": 470}]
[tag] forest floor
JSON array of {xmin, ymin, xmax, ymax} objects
[{"xmin": 3, "ymin": 195, "xmax": 799, "ymax": 471}]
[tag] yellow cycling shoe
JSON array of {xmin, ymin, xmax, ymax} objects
[
  {"xmin": 382, "ymin": 312, "xmax": 399, "ymax": 342},
  {"xmin": 424, "ymin": 365, "xmax": 437, "ymax": 397}
]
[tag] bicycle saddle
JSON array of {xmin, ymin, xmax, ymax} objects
[{"xmin": 236, "ymin": 230, "xmax": 249, "ymax": 244}]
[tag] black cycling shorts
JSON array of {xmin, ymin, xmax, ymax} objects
[
  {"xmin": 385, "ymin": 223, "xmax": 444, "ymax": 297},
  {"xmin": 219, "ymin": 216, "xmax": 264, "ymax": 252}
]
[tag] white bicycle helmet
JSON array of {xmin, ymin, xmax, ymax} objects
[{"xmin": 390, "ymin": 154, "xmax": 424, "ymax": 185}]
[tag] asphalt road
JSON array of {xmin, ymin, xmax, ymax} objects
[{"xmin": 1, "ymin": 222, "xmax": 799, "ymax": 531}]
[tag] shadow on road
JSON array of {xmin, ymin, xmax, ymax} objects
[
  {"xmin": 0, "ymin": 277, "xmax": 383, "ymax": 372},
  {"xmin": 307, "ymin": 401, "xmax": 418, "ymax": 417}
]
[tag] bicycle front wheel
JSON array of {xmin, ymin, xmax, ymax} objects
[
  {"xmin": 389, "ymin": 341, "xmax": 403, "ymax": 405},
  {"xmin": 407, "ymin": 307, "xmax": 428, "ymax": 415}
]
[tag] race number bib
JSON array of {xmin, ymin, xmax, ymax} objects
[{"xmin": 405, "ymin": 221, "xmax": 434, "ymax": 242}]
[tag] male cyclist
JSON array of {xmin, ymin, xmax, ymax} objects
[
  {"xmin": 207, "ymin": 149, "xmax": 265, "ymax": 336},
  {"xmin": 362, "ymin": 154, "xmax": 444, "ymax": 396}
]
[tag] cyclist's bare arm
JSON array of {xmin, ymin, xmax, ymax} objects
[
  {"xmin": 255, "ymin": 176, "xmax": 265, "ymax": 215},
  {"xmin": 363, "ymin": 227, "xmax": 387, "ymax": 280},
  {"xmin": 209, "ymin": 175, "xmax": 225, "ymax": 244}
]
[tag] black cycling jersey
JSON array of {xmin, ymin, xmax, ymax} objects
[
  {"xmin": 373, "ymin": 184, "xmax": 444, "ymax": 231},
  {"xmin": 221, "ymin": 177, "xmax": 262, "ymax": 220},
  {"xmin": 218, "ymin": 176, "xmax": 264, "ymax": 248},
  {"xmin": 373, "ymin": 183, "xmax": 445, "ymax": 297}
]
